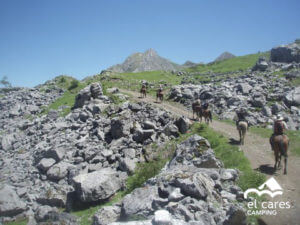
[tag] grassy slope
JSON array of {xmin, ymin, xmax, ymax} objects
[
  {"xmin": 250, "ymin": 127, "xmax": 300, "ymax": 156},
  {"xmin": 186, "ymin": 52, "xmax": 270, "ymax": 73}
]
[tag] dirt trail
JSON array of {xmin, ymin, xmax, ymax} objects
[{"xmin": 122, "ymin": 89, "xmax": 300, "ymax": 225}]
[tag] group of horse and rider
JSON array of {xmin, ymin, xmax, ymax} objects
[
  {"xmin": 140, "ymin": 83, "xmax": 289, "ymax": 175},
  {"xmin": 140, "ymin": 82, "xmax": 164, "ymax": 102},
  {"xmin": 235, "ymin": 108, "xmax": 289, "ymax": 174}
]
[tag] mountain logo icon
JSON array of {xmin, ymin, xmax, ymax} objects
[{"xmin": 244, "ymin": 177, "xmax": 283, "ymax": 199}]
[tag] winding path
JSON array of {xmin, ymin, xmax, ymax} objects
[{"xmin": 121, "ymin": 89, "xmax": 300, "ymax": 225}]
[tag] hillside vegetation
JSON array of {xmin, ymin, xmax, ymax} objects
[{"xmin": 187, "ymin": 52, "xmax": 270, "ymax": 73}]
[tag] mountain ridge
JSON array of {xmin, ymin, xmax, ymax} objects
[{"xmin": 108, "ymin": 48, "xmax": 181, "ymax": 73}]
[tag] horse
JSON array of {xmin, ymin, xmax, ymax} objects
[
  {"xmin": 192, "ymin": 102, "xmax": 202, "ymax": 121},
  {"xmin": 237, "ymin": 121, "xmax": 248, "ymax": 145},
  {"xmin": 272, "ymin": 135, "xmax": 289, "ymax": 174},
  {"xmin": 202, "ymin": 109, "xmax": 212, "ymax": 124},
  {"xmin": 156, "ymin": 90, "xmax": 163, "ymax": 102},
  {"xmin": 140, "ymin": 86, "xmax": 147, "ymax": 98}
]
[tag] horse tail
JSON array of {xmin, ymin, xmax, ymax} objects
[{"xmin": 209, "ymin": 111, "xmax": 212, "ymax": 122}]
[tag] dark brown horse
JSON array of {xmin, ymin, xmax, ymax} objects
[
  {"xmin": 140, "ymin": 86, "xmax": 147, "ymax": 98},
  {"xmin": 192, "ymin": 101, "xmax": 202, "ymax": 121},
  {"xmin": 272, "ymin": 135, "xmax": 289, "ymax": 174},
  {"xmin": 202, "ymin": 108, "xmax": 212, "ymax": 124},
  {"xmin": 156, "ymin": 89, "xmax": 163, "ymax": 102}
]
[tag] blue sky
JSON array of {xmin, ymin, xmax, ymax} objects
[{"xmin": 0, "ymin": 0, "xmax": 300, "ymax": 87}]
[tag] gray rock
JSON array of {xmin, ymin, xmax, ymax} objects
[
  {"xmin": 271, "ymin": 43, "xmax": 300, "ymax": 63},
  {"xmin": 252, "ymin": 57, "xmax": 269, "ymax": 71},
  {"xmin": 236, "ymin": 83, "xmax": 252, "ymax": 95},
  {"xmin": 152, "ymin": 210, "xmax": 172, "ymax": 225},
  {"xmin": 122, "ymin": 186, "xmax": 159, "ymax": 219},
  {"xmin": 175, "ymin": 116, "xmax": 190, "ymax": 134},
  {"xmin": 37, "ymin": 158, "xmax": 56, "ymax": 173},
  {"xmin": 173, "ymin": 172, "xmax": 214, "ymax": 200},
  {"xmin": 45, "ymin": 147, "xmax": 66, "ymax": 162},
  {"xmin": 0, "ymin": 185, "xmax": 27, "ymax": 217},
  {"xmin": 284, "ymin": 86, "xmax": 300, "ymax": 106},
  {"xmin": 93, "ymin": 206, "xmax": 121, "ymax": 225},
  {"xmin": 133, "ymin": 128, "xmax": 155, "ymax": 143},
  {"xmin": 1, "ymin": 133, "xmax": 15, "ymax": 151},
  {"xmin": 47, "ymin": 161, "xmax": 73, "ymax": 181},
  {"xmin": 35, "ymin": 205, "xmax": 58, "ymax": 222},
  {"xmin": 262, "ymin": 106, "xmax": 272, "ymax": 117},
  {"xmin": 163, "ymin": 124, "xmax": 179, "ymax": 137},
  {"xmin": 119, "ymin": 158, "xmax": 136, "ymax": 174},
  {"xmin": 73, "ymin": 168, "xmax": 127, "ymax": 202},
  {"xmin": 90, "ymin": 83, "xmax": 103, "ymax": 99},
  {"xmin": 73, "ymin": 86, "xmax": 91, "ymax": 108},
  {"xmin": 111, "ymin": 117, "xmax": 131, "ymax": 139},
  {"xmin": 224, "ymin": 205, "xmax": 247, "ymax": 225}
]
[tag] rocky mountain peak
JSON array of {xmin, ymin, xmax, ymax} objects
[
  {"xmin": 214, "ymin": 51, "xmax": 236, "ymax": 62},
  {"xmin": 108, "ymin": 49, "xmax": 181, "ymax": 73},
  {"xmin": 144, "ymin": 48, "xmax": 158, "ymax": 57}
]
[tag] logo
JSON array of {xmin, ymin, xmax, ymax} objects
[
  {"xmin": 244, "ymin": 177, "xmax": 291, "ymax": 216},
  {"xmin": 244, "ymin": 177, "xmax": 283, "ymax": 199}
]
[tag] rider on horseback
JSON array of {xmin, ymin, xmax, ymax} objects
[
  {"xmin": 158, "ymin": 84, "xmax": 163, "ymax": 93},
  {"xmin": 270, "ymin": 115, "xmax": 288, "ymax": 151},
  {"xmin": 202, "ymin": 101, "xmax": 209, "ymax": 110},
  {"xmin": 236, "ymin": 108, "xmax": 249, "ymax": 129}
]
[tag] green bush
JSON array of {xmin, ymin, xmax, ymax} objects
[{"xmin": 68, "ymin": 80, "xmax": 79, "ymax": 90}]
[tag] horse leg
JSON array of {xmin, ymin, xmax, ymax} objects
[
  {"xmin": 284, "ymin": 156, "xmax": 287, "ymax": 174},
  {"xmin": 274, "ymin": 149, "xmax": 278, "ymax": 170}
]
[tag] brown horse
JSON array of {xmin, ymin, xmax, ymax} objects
[
  {"xmin": 156, "ymin": 90, "xmax": 163, "ymax": 102},
  {"xmin": 272, "ymin": 135, "xmax": 289, "ymax": 174},
  {"xmin": 192, "ymin": 101, "xmax": 202, "ymax": 121},
  {"xmin": 237, "ymin": 121, "xmax": 247, "ymax": 145},
  {"xmin": 202, "ymin": 109, "xmax": 212, "ymax": 124},
  {"xmin": 140, "ymin": 86, "xmax": 147, "ymax": 98}
]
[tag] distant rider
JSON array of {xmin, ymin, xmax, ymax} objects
[
  {"xmin": 270, "ymin": 115, "xmax": 288, "ymax": 151},
  {"xmin": 236, "ymin": 108, "xmax": 249, "ymax": 129}
]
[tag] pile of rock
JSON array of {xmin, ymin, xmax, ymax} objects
[
  {"xmin": 0, "ymin": 82, "xmax": 191, "ymax": 223},
  {"xmin": 92, "ymin": 135, "xmax": 246, "ymax": 225},
  {"xmin": 169, "ymin": 73, "xmax": 300, "ymax": 130}
]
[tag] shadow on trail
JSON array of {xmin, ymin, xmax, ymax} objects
[
  {"xmin": 256, "ymin": 164, "xmax": 276, "ymax": 175},
  {"xmin": 229, "ymin": 138, "xmax": 240, "ymax": 145}
]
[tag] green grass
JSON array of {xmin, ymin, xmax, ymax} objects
[
  {"xmin": 186, "ymin": 52, "xmax": 270, "ymax": 73},
  {"xmin": 72, "ymin": 191, "xmax": 125, "ymax": 225},
  {"xmin": 193, "ymin": 123, "xmax": 266, "ymax": 191},
  {"xmin": 40, "ymin": 81, "xmax": 86, "ymax": 116},
  {"xmin": 4, "ymin": 219, "xmax": 28, "ymax": 225},
  {"xmin": 250, "ymin": 126, "xmax": 300, "ymax": 156},
  {"xmin": 101, "ymin": 71, "xmax": 181, "ymax": 91},
  {"xmin": 290, "ymin": 77, "xmax": 300, "ymax": 87}
]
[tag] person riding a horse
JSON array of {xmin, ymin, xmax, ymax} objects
[
  {"xmin": 158, "ymin": 84, "xmax": 163, "ymax": 93},
  {"xmin": 235, "ymin": 108, "xmax": 248, "ymax": 128},
  {"xmin": 202, "ymin": 102, "xmax": 209, "ymax": 110},
  {"xmin": 270, "ymin": 115, "xmax": 288, "ymax": 151}
]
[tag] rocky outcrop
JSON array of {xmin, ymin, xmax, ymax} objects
[
  {"xmin": 99, "ymin": 135, "xmax": 246, "ymax": 225},
  {"xmin": 0, "ymin": 185, "xmax": 27, "ymax": 217},
  {"xmin": 271, "ymin": 43, "xmax": 300, "ymax": 63},
  {"xmin": 252, "ymin": 57, "xmax": 269, "ymax": 71},
  {"xmin": 73, "ymin": 82, "xmax": 105, "ymax": 109},
  {"xmin": 72, "ymin": 168, "xmax": 127, "ymax": 202},
  {"xmin": 0, "ymin": 83, "xmax": 185, "ymax": 221},
  {"xmin": 169, "ymin": 72, "xmax": 300, "ymax": 130}
]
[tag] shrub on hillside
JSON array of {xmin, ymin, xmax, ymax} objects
[{"xmin": 68, "ymin": 80, "xmax": 79, "ymax": 90}]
